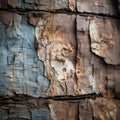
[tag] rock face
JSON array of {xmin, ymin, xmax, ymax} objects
[
  {"xmin": 89, "ymin": 18, "xmax": 120, "ymax": 65},
  {"xmin": 0, "ymin": 0, "xmax": 74, "ymax": 11},
  {"xmin": 77, "ymin": 0, "xmax": 116, "ymax": 15},
  {"xmin": 0, "ymin": 0, "xmax": 120, "ymax": 120},
  {"xmin": 0, "ymin": 97, "xmax": 120, "ymax": 120},
  {"xmin": 35, "ymin": 14, "xmax": 77, "ymax": 96},
  {"xmin": 0, "ymin": 12, "xmax": 49, "ymax": 98}
]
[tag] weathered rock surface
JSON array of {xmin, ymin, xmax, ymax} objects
[
  {"xmin": 0, "ymin": 0, "xmax": 120, "ymax": 119},
  {"xmin": 35, "ymin": 13, "xmax": 77, "ymax": 96},
  {"xmin": 76, "ymin": 15, "xmax": 120, "ymax": 98},
  {"xmin": 0, "ymin": 0, "xmax": 75, "ymax": 11},
  {"xmin": 0, "ymin": 11, "xmax": 120, "ymax": 98},
  {"xmin": 0, "ymin": 98, "xmax": 120, "ymax": 120},
  {"xmin": 76, "ymin": 16, "xmax": 93, "ymax": 95},
  {"xmin": 89, "ymin": 17, "xmax": 120, "ymax": 65},
  {"xmin": 0, "ymin": 12, "xmax": 49, "ymax": 98},
  {"xmin": 77, "ymin": 0, "xmax": 116, "ymax": 15},
  {"xmin": 0, "ymin": 0, "xmax": 118, "ymax": 15}
]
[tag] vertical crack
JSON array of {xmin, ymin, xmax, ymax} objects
[{"xmin": 74, "ymin": 15, "xmax": 79, "ymax": 94}]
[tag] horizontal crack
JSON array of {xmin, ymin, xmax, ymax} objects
[
  {"xmin": 45, "ymin": 93, "xmax": 101, "ymax": 101},
  {"xmin": 0, "ymin": 93, "xmax": 102, "ymax": 104},
  {"xmin": 0, "ymin": 8, "xmax": 120, "ymax": 20}
]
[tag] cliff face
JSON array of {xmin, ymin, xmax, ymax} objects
[{"xmin": 0, "ymin": 0, "xmax": 120, "ymax": 120}]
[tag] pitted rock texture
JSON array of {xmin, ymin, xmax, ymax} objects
[
  {"xmin": 77, "ymin": 0, "xmax": 116, "ymax": 15},
  {"xmin": 0, "ymin": 11, "xmax": 120, "ymax": 98},
  {"xmin": 35, "ymin": 14, "xmax": 77, "ymax": 96},
  {"xmin": 89, "ymin": 18, "xmax": 120, "ymax": 65},
  {"xmin": 0, "ymin": 0, "xmax": 120, "ymax": 120},
  {"xmin": 76, "ymin": 15, "xmax": 120, "ymax": 97},
  {"xmin": 76, "ymin": 16, "xmax": 93, "ymax": 94},
  {"xmin": 0, "ymin": 0, "xmax": 119, "ymax": 14},
  {"xmin": 0, "ymin": 0, "xmax": 75, "ymax": 11},
  {"xmin": 0, "ymin": 98, "xmax": 120, "ymax": 120},
  {"xmin": 0, "ymin": 12, "xmax": 49, "ymax": 98}
]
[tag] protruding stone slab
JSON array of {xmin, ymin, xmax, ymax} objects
[
  {"xmin": 76, "ymin": 16, "xmax": 100, "ymax": 95},
  {"xmin": 48, "ymin": 100, "xmax": 79, "ymax": 120},
  {"xmin": 35, "ymin": 13, "xmax": 77, "ymax": 96},
  {"xmin": 0, "ymin": 98, "xmax": 120, "ymax": 120},
  {"xmin": 77, "ymin": 0, "xmax": 116, "ymax": 15},
  {"xmin": 0, "ymin": 0, "xmax": 76, "ymax": 11},
  {"xmin": 90, "ymin": 98, "xmax": 120, "ymax": 120},
  {"xmin": 89, "ymin": 17, "xmax": 120, "ymax": 65}
]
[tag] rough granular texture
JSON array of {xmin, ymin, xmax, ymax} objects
[{"xmin": 0, "ymin": 0, "xmax": 120, "ymax": 120}]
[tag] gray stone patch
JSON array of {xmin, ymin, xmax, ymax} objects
[
  {"xmin": 31, "ymin": 109, "xmax": 52, "ymax": 120},
  {"xmin": 0, "ymin": 13, "xmax": 49, "ymax": 98}
]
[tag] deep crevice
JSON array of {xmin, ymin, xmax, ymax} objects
[
  {"xmin": 0, "ymin": 7, "xmax": 120, "ymax": 20},
  {"xmin": 74, "ymin": 15, "xmax": 79, "ymax": 91},
  {"xmin": 0, "ymin": 93, "xmax": 102, "ymax": 103}
]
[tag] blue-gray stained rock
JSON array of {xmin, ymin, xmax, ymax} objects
[
  {"xmin": 0, "ymin": 108, "xmax": 31, "ymax": 120},
  {"xmin": 0, "ymin": 12, "xmax": 49, "ymax": 98},
  {"xmin": 0, "ymin": 109, "xmax": 9, "ymax": 120},
  {"xmin": 0, "ymin": 52, "xmax": 7, "ymax": 66},
  {"xmin": 5, "ymin": 0, "xmax": 70, "ymax": 11},
  {"xmin": 31, "ymin": 109, "xmax": 52, "ymax": 120},
  {"xmin": 25, "ymin": 0, "xmax": 34, "ymax": 4},
  {"xmin": 0, "ymin": 98, "xmax": 120, "ymax": 120},
  {"xmin": 0, "ymin": 11, "xmax": 120, "ymax": 99},
  {"xmin": 0, "ymin": 74, "xmax": 14, "ymax": 97}
]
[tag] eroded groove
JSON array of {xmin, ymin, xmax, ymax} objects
[{"xmin": 0, "ymin": 8, "xmax": 120, "ymax": 19}]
